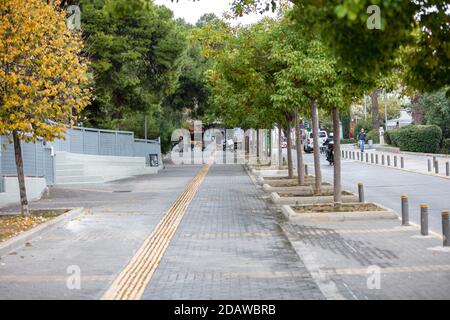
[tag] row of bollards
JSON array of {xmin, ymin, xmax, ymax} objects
[
  {"xmin": 400, "ymin": 194, "xmax": 449, "ymax": 247},
  {"xmin": 342, "ymin": 151, "xmax": 405, "ymax": 169},
  {"xmin": 358, "ymin": 182, "xmax": 449, "ymax": 247},
  {"xmin": 428, "ymin": 159, "xmax": 450, "ymax": 176}
]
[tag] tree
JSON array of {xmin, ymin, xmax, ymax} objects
[
  {"xmin": 418, "ymin": 89, "xmax": 450, "ymax": 139},
  {"xmin": 80, "ymin": 0, "xmax": 186, "ymax": 130},
  {"xmin": 0, "ymin": 0, "xmax": 91, "ymax": 215}
]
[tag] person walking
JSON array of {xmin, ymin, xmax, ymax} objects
[{"xmin": 357, "ymin": 128, "xmax": 366, "ymax": 152}]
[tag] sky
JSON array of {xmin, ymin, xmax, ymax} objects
[{"xmin": 154, "ymin": 0, "xmax": 275, "ymax": 25}]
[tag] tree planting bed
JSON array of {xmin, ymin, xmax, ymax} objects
[{"xmin": 281, "ymin": 202, "xmax": 398, "ymax": 223}]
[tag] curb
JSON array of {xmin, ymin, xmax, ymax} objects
[
  {"xmin": 271, "ymin": 192, "xmax": 359, "ymax": 205},
  {"xmin": 281, "ymin": 202, "xmax": 399, "ymax": 223},
  {"xmin": 0, "ymin": 207, "xmax": 84, "ymax": 257},
  {"xmin": 343, "ymin": 153, "xmax": 450, "ymax": 181}
]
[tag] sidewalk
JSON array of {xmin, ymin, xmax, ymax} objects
[
  {"xmin": 0, "ymin": 165, "xmax": 202, "ymax": 299},
  {"xmin": 251, "ymin": 163, "xmax": 450, "ymax": 299},
  {"xmin": 282, "ymin": 219, "xmax": 450, "ymax": 299},
  {"xmin": 342, "ymin": 144, "xmax": 450, "ymax": 179}
]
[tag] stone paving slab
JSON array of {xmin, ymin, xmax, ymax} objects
[
  {"xmin": 142, "ymin": 164, "xmax": 325, "ymax": 300},
  {"xmin": 282, "ymin": 219, "xmax": 450, "ymax": 299},
  {"xmin": 0, "ymin": 165, "xmax": 202, "ymax": 299}
]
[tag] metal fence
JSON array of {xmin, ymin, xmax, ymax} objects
[
  {"xmin": 49, "ymin": 127, "xmax": 161, "ymax": 164},
  {"xmin": 0, "ymin": 136, "xmax": 55, "ymax": 186},
  {"xmin": 0, "ymin": 126, "xmax": 161, "ymax": 189}
]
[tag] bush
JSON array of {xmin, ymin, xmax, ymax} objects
[
  {"xmin": 366, "ymin": 129, "xmax": 380, "ymax": 144},
  {"xmin": 354, "ymin": 119, "xmax": 373, "ymax": 137},
  {"xmin": 442, "ymin": 138, "xmax": 450, "ymax": 154},
  {"xmin": 387, "ymin": 125, "xmax": 442, "ymax": 153},
  {"xmin": 385, "ymin": 130, "xmax": 392, "ymax": 145},
  {"xmin": 341, "ymin": 138, "xmax": 356, "ymax": 144}
]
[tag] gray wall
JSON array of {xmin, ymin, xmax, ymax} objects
[
  {"xmin": 0, "ymin": 127, "xmax": 161, "ymax": 189},
  {"xmin": 0, "ymin": 136, "xmax": 54, "ymax": 185}
]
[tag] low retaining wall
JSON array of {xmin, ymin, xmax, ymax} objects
[
  {"xmin": 55, "ymin": 151, "xmax": 159, "ymax": 185},
  {"xmin": 0, "ymin": 177, "xmax": 48, "ymax": 208}
]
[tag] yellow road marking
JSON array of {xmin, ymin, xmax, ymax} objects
[{"xmin": 101, "ymin": 164, "xmax": 210, "ymax": 300}]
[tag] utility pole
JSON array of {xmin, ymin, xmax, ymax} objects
[
  {"xmin": 383, "ymin": 89, "xmax": 388, "ymax": 130},
  {"xmin": 144, "ymin": 115, "xmax": 148, "ymax": 140}
]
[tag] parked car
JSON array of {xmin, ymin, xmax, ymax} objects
[{"xmin": 303, "ymin": 130, "xmax": 328, "ymax": 153}]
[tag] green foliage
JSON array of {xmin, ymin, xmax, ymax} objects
[
  {"xmin": 80, "ymin": 0, "xmax": 186, "ymax": 126},
  {"xmin": 341, "ymin": 138, "xmax": 356, "ymax": 145},
  {"xmin": 416, "ymin": 89, "xmax": 450, "ymax": 139},
  {"xmin": 442, "ymin": 139, "xmax": 450, "ymax": 155},
  {"xmin": 354, "ymin": 119, "xmax": 373, "ymax": 137},
  {"xmin": 366, "ymin": 129, "xmax": 379, "ymax": 144},
  {"xmin": 388, "ymin": 125, "xmax": 442, "ymax": 154}
]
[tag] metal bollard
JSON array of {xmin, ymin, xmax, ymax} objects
[
  {"xmin": 371, "ymin": 154, "xmax": 374, "ymax": 163},
  {"xmin": 394, "ymin": 156, "xmax": 397, "ymax": 167},
  {"xmin": 375, "ymin": 154, "xmax": 379, "ymax": 164},
  {"xmin": 446, "ymin": 162, "xmax": 449, "ymax": 177},
  {"xmin": 387, "ymin": 155, "xmax": 391, "ymax": 166},
  {"xmin": 361, "ymin": 152, "xmax": 364, "ymax": 162},
  {"xmin": 442, "ymin": 211, "xmax": 449, "ymax": 247},
  {"xmin": 435, "ymin": 161, "xmax": 439, "ymax": 174},
  {"xmin": 382, "ymin": 154, "xmax": 385, "ymax": 165},
  {"xmin": 428, "ymin": 159, "xmax": 432, "ymax": 172},
  {"xmin": 366, "ymin": 153, "xmax": 369, "ymax": 162},
  {"xmin": 357, "ymin": 152, "xmax": 360, "ymax": 160},
  {"xmin": 401, "ymin": 157, "xmax": 404, "ymax": 169},
  {"xmin": 401, "ymin": 196, "xmax": 410, "ymax": 226},
  {"xmin": 353, "ymin": 152, "xmax": 355, "ymax": 160},
  {"xmin": 305, "ymin": 164, "xmax": 308, "ymax": 176},
  {"xmin": 358, "ymin": 183, "xmax": 365, "ymax": 203},
  {"xmin": 420, "ymin": 204, "xmax": 428, "ymax": 236},
  {"xmin": 342, "ymin": 150, "xmax": 345, "ymax": 158}
]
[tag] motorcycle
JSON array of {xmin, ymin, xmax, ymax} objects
[{"xmin": 324, "ymin": 139, "xmax": 334, "ymax": 165}]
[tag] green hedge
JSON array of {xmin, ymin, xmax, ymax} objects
[
  {"xmin": 442, "ymin": 138, "xmax": 450, "ymax": 154},
  {"xmin": 366, "ymin": 129, "xmax": 380, "ymax": 144},
  {"xmin": 388, "ymin": 125, "xmax": 442, "ymax": 153},
  {"xmin": 341, "ymin": 138, "xmax": 356, "ymax": 144}
]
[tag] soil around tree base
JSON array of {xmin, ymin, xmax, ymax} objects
[{"xmin": 0, "ymin": 209, "xmax": 68, "ymax": 242}]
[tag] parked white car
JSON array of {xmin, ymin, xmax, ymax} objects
[{"xmin": 303, "ymin": 130, "xmax": 328, "ymax": 153}]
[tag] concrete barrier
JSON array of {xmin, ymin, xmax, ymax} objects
[
  {"xmin": 281, "ymin": 202, "xmax": 399, "ymax": 223},
  {"xmin": 54, "ymin": 151, "xmax": 158, "ymax": 185},
  {"xmin": 271, "ymin": 192, "xmax": 358, "ymax": 205},
  {"xmin": 0, "ymin": 177, "xmax": 48, "ymax": 208}
]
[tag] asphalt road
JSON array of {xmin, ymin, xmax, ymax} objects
[{"xmin": 298, "ymin": 152, "xmax": 450, "ymax": 234}]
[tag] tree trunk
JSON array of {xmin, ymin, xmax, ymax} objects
[
  {"xmin": 278, "ymin": 126, "xmax": 283, "ymax": 169},
  {"xmin": 286, "ymin": 118, "xmax": 293, "ymax": 178},
  {"xmin": 333, "ymin": 108, "xmax": 342, "ymax": 204},
  {"xmin": 311, "ymin": 101, "xmax": 322, "ymax": 194},
  {"xmin": 13, "ymin": 131, "xmax": 29, "ymax": 216},
  {"xmin": 371, "ymin": 89, "xmax": 380, "ymax": 132},
  {"xmin": 295, "ymin": 108, "xmax": 305, "ymax": 185}
]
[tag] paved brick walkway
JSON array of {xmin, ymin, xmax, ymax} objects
[
  {"xmin": 282, "ymin": 218, "xmax": 450, "ymax": 300},
  {"xmin": 142, "ymin": 164, "xmax": 324, "ymax": 300}
]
